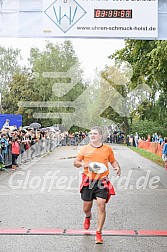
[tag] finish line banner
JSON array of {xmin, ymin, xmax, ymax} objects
[{"xmin": 0, "ymin": 0, "xmax": 158, "ymax": 38}]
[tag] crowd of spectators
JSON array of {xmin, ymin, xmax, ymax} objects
[
  {"xmin": 124, "ymin": 131, "xmax": 167, "ymax": 169},
  {"xmin": 59, "ymin": 131, "xmax": 89, "ymax": 146},
  {"xmin": 125, "ymin": 132, "xmax": 167, "ymax": 148},
  {"xmin": 0, "ymin": 123, "xmax": 61, "ymax": 170},
  {"xmin": 0, "ymin": 120, "xmax": 91, "ymax": 170}
]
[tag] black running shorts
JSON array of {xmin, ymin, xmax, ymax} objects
[{"xmin": 81, "ymin": 180, "xmax": 108, "ymax": 201}]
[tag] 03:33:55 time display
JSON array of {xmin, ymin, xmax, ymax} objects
[{"xmin": 94, "ymin": 9, "xmax": 132, "ymax": 18}]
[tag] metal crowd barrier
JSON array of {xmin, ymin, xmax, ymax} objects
[{"xmin": 1, "ymin": 137, "xmax": 61, "ymax": 169}]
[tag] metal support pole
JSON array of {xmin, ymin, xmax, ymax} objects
[{"xmin": 0, "ymin": 92, "xmax": 2, "ymax": 113}]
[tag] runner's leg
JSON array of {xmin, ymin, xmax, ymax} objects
[
  {"xmin": 96, "ymin": 197, "xmax": 106, "ymax": 232},
  {"xmin": 83, "ymin": 201, "xmax": 93, "ymax": 217}
]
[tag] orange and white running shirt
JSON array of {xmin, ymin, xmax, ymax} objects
[{"xmin": 77, "ymin": 144, "xmax": 116, "ymax": 180}]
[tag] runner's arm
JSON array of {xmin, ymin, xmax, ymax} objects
[
  {"xmin": 110, "ymin": 160, "xmax": 121, "ymax": 176},
  {"xmin": 74, "ymin": 157, "xmax": 90, "ymax": 169}
]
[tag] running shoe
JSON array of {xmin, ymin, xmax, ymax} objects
[
  {"xmin": 95, "ymin": 231, "xmax": 103, "ymax": 244},
  {"xmin": 84, "ymin": 214, "xmax": 91, "ymax": 230}
]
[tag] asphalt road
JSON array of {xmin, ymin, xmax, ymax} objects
[{"xmin": 0, "ymin": 144, "xmax": 167, "ymax": 252}]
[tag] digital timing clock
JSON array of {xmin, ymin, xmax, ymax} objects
[{"xmin": 94, "ymin": 9, "xmax": 132, "ymax": 19}]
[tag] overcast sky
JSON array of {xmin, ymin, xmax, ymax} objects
[{"xmin": 0, "ymin": 38, "xmax": 125, "ymax": 79}]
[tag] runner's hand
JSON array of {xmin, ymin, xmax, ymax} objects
[
  {"xmin": 82, "ymin": 161, "xmax": 90, "ymax": 168},
  {"xmin": 113, "ymin": 166, "xmax": 121, "ymax": 176}
]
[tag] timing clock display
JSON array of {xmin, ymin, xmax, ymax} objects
[{"xmin": 94, "ymin": 9, "xmax": 132, "ymax": 19}]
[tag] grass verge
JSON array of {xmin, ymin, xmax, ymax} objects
[{"xmin": 129, "ymin": 146, "xmax": 164, "ymax": 167}]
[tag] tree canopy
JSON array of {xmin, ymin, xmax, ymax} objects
[
  {"xmin": 1, "ymin": 39, "xmax": 167, "ymax": 137},
  {"xmin": 2, "ymin": 41, "xmax": 86, "ymax": 127},
  {"xmin": 105, "ymin": 40, "xmax": 167, "ymax": 137}
]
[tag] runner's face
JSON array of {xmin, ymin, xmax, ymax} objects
[{"xmin": 89, "ymin": 129, "xmax": 102, "ymax": 143}]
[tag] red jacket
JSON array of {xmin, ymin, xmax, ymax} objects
[{"xmin": 12, "ymin": 142, "xmax": 20, "ymax": 155}]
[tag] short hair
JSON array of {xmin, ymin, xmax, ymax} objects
[{"xmin": 90, "ymin": 126, "xmax": 103, "ymax": 135}]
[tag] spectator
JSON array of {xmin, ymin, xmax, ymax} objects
[
  {"xmin": 158, "ymin": 135, "xmax": 164, "ymax": 145},
  {"xmin": 134, "ymin": 132, "xmax": 139, "ymax": 147},
  {"xmin": 2, "ymin": 119, "xmax": 10, "ymax": 129},
  {"xmin": 11, "ymin": 137, "xmax": 20, "ymax": 171},
  {"xmin": 147, "ymin": 134, "xmax": 151, "ymax": 142},
  {"xmin": 129, "ymin": 134, "xmax": 134, "ymax": 146},
  {"xmin": 152, "ymin": 132, "xmax": 158, "ymax": 142},
  {"xmin": 0, "ymin": 134, "xmax": 9, "ymax": 158},
  {"xmin": 126, "ymin": 135, "xmax": 130, "ymax": 146},
  {"xmin": 162, "ymin": 138, "xmax": 167, "ymax": 170},
  {"xmin": 0, "ymin": 153, "xmax": 4, "ymax": 169}
]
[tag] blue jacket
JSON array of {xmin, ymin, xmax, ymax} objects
[
  {"xmin": 162, "ymin": 143, "xmax": 167, "ymax": 155},
  {"xmin": 0, "ymin": 138, "xmax": 9, "ymax": 154}
]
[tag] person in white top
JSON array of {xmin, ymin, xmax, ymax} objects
[{"xmin": 3, "ymin": 119, "xmax": 10, "ymax": 129}]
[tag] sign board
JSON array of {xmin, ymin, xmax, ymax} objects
[
  {"xmin": 0, "ymin": 0, "xmax": 166, "ymax": 39},
  {"xmin": 0, "ymin": 114, "xmax": 22, "ymax": 129},
  {"xmin": 43, "ymin": 0, "xmax": 158, "ymax": 38}
]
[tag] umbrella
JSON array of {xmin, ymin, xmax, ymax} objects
[
  {"xmin": 29, "ymin": 122, "xmax": 41, "ymax": 129},
  {"xmin": 46, "ymin": 127, "xmax": 55, "ymax": 132},
  {"xmin": 40, "ymin": 128, "xmax": 47, "ymax": 132},
  {"xmin": 23, "ymin": 126, "xmax": 31, "ymax": 129}
]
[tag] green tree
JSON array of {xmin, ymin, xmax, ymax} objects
[
  {"xmin": 2, "ymin": 73, "xmax": 39, "ymax": 125},
  {"xmin": 2, "ymin": 41, "xmax": 86, "ymax": 128},
  {"xmin": 0, "ymin": 46, "xmax": 21, "ymax": 93},
  {"xmin": 108, "ymin": 40, "xmax": 167, "ymax": 135},
  {"xmin": 97, "ymin": 62, "xmax": 137, "ymax": 133},
  {"xmin": 28, "ymin": 41, "xmax": 86, "ymax": 128},
  {"xmin": 131, "ymin": 119, "xmax": 166, "ymax": 139}
]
